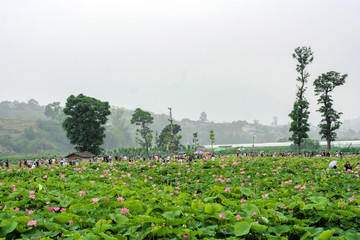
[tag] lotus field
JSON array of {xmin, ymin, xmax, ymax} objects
[{"xmin": 1, "ymin": 156, "xmax": 360, "ymax": 239}]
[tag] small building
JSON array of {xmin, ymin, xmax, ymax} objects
[{"xmin": 65, "ymin": 151, "xmax": 95, "ymax": 162}]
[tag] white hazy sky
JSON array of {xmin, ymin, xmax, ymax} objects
[{"xmin": 1, "ymin": 0, "xmax": 359, "ymax": 125}]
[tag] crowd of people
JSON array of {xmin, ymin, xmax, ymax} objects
[{"xmin": 1, "ymin": 150, "xmax": 359, "ymax": 171}]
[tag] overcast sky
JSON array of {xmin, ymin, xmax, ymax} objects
[{"xmin": 1, "ymin": 0, "xmax": 359, "ymax": 125}]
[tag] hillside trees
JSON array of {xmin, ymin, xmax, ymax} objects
[
  {"xmin": 45, "ymin": 102, "xmax": 65, "ymax": 123},
  {"xmin": 289, "ymin": 46, "xmax": 313, "ymax": 155},
  {"xmin": 62, "ymin": 94, "xmax": 111, "ymax": 155},
  {"xmin": 103, "ymin": 106, "xmax": 133, "ymax": 149},
  {"xmin": 314, "ymin": 71, "xmax": 347, "ymax": 153}
]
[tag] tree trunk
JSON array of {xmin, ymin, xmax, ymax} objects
[
  {"xmin": 327, "ymin": 138, "xmax": 331, "ymax": 154},
  {"xmin": 297, "ymin": 144, "xmax": 301, "ymax": 156}
]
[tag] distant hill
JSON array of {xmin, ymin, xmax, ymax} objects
[
  {"xmin": 0, "ymin": 99, "xmax": 359, "ymax": 154},
  {"xmin": 0, "ymin": 118, "xmax": 37, "ymax": 137}
]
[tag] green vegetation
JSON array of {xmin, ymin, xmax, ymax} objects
[
  {"xmin": 1, "ymin": 155, "xmax": 360, "ymax": 239},
  {"xmin": 62, "ymin": 94, "xmax": 111, "ymax": 155},
  {"xmin": 314, "ymin": 71, "xmax": 347, "ymax": 152},
  {"xmin": 209, "ymin": 130, "xmax": 215, "ymax": 150},
  {"xmin": 131, "ymin": 108, "xmax": 154, "ymax": 157},
  {"xmin": 158, "ymin": 124, "xmax": 182, "ymax": 152},
  {"xmin": 289, "ymin": 46, "xmax": 313, "ymax": 155},
  {"xmin": 1, "ymin": 99, "xmax": 360, "ymax": 156}
]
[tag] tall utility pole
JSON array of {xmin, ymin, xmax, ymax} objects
[{"xmin": 168, "ymin": 107, "xmax": 174, "ymax": 159}]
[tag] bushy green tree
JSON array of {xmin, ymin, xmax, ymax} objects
[
  {"xmin": 314, "ymin": 71, "xmax": 347, "ymax": 152},
  {"xmin": 130, "ymin": 108, "xmax": 154, "ymax": 156},
  {"xmin": 62, "ymin": 94, "xmax": 111, "ymax": 155},
  {"xmin": 158, "ymin": 124, "xmax": 182, "ymax": 151},
  {"xmin": 289, "ymin": 46, "xmax": 313, "ymax": 155}
]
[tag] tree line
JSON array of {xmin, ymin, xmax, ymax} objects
[{"xmin": 61, "ymin": 94, "xmax": 219, "ymax": 156}]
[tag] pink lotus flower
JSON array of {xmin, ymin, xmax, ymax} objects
[
  {"xmin": 69, "ymin": 220, "xmax": 73, "ymax": 226},
  {"xmin": 78, "ymin": 191, "xmax": 86, "ymax": 196},
  {"xmin": 224, "ymin": 187, "xmax": 230, "ymax": 192},
  {"xmin": 14, "ymin": 207, "xmax": 20, "ymax": 211},
  {"xmin": 120, "ymin": 208, "xmax": 129, "ymax": 214},
  {"xmin": 218, "ymin": 214, "xmax": 225, "ymax": 218},
  {"xmin": 92, "ymin": 198, "xmax": 100, "ymax": 203},
  {"xmin": 54, "ymin": 207, "xmax": 60, "ymax": 211},
  {"xmin": 29, "ymin": 195, "xmax": 35, "ymax": 199},
  {"xmin": 184, "ymin": 234, "xmax": 189, "ymax": 238},
  {"xmin": 252, "ymin": 212, "xmax": 257, "ymax": 215},
  {"xmin": 28, "ymin": 210, "xmax": 34, "ymax": 215},
  {"xmin": 60, "ymin": 208, "xmax": 66, "ymax": 212},
  {"xmin": 27, "ymin": 220, "xmax": 37, "ymax": 226},
  {"xmin": 236, "ymin": 214, "xmax": 243, "ymax": 220},
  {"xmin": 46, "ymin": 201, "xmax": 50, "ymax": 204},
  {"xmin": 48, "ymin": 207, "xmax": 55, "ymax": 212},
  {"xmin": 117, "ymin": 197, "xmax": 124, "ymax": 201},
  {"xmin": 29, "ymin": 190, "xmax": 35, "ymax": 194},
  {"xmin": 43, "ymin": 175, "xmax": 47, "ymax": 179}
]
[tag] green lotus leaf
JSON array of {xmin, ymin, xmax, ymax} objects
[
  {"xmin": 163, "ymin": 210, "xmax": 181, "ymax": 220},
  {"xmin": 251, "ymin": 223, "xmax": 268, "ymax": 231},
  {"xmin": 234, "ymin": 222, "xmax": 252, "ymax": 236},
  {"xmin": 318, "ymin": 230, "xmax": 335, "ymax": 240},
  {"xmin": 0, "ymin": 220, "xmax": 17, "ymax": 237},
  {"xmin": 269, "ymin": 225, "xmax": 291, "ymax": 236},
  {"xmin": 240, "ymin": 187, "xmax": 253, "ymax": 196}
]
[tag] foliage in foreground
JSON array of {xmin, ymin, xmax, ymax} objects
[{"xmin": 0, "ymin": 156, "xmax": 360, "ymax": 239}]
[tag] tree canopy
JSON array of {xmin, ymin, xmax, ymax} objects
[
  {"xmin": 158, "ymin": 124, "xmax": 182, "ymax": 150},
  {"xmin": 314, "ymin": 71, "xmax": 347, "ymax": 152},
  {"xmin": 62, "ymin": 94, "xmax": 110, "ymax": 155}
]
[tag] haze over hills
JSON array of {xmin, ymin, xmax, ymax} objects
[{"xmin": 0, "ymin": 99, "xmax": 359, "ymax": 154}]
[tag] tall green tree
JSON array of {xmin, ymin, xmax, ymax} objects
[
  {"xmin": 313, "ymin": 71, "xmax": 347, "ymax": 153},
  {"xmin": 192, "ymin": 132, "xmax": 199, "ymax": 149},
  {"xmin": 289, "ymin": 46, "xmax": 314, "ymax": 155},
  {"xmin": 62, "ymin": 94, "xmax": 110, "ymax": 155},
  {"xmin": 130, "ymin": 108, "xmax": 154, "ymax": 156},
  {"xmin": 158, "ymin": 124, "xmax": 182, "ymax": 151},
  {"xmin": 209, "ymin": 130, "xmax": 215, "ymax": 150}
]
